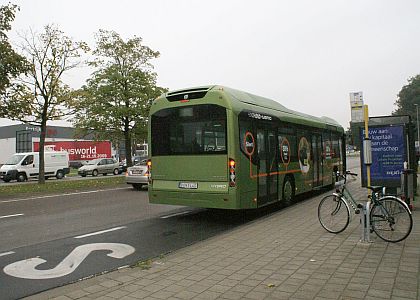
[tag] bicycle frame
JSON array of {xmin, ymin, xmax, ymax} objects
[{"xmin": 335, "ymin": 180, "xmax": 359, "ymax": 221}]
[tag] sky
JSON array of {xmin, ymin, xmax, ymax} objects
[{"xmin": 1, "ymin": 0, "xmax": 420, "ymax": 128}]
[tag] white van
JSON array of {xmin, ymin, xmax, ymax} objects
[{"xmin": 0, "ymin": 151, "xmax": 70, "ymax": 182}]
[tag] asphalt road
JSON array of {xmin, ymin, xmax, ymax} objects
[
  {"xmin": 0, "ymin": 186, "xmax": 178, "ymax": 252},
  {"xmin": 0, "ymin": 185, "xmax": 275, "ymax": 299}
]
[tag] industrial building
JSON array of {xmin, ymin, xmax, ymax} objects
[{"xmin": 0, "ymin": 124, "xmax": 117, "ymax": 166}]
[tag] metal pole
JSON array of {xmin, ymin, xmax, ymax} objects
[{"xmin": 364, "ymin": 105, "xmax": 371, "ymax": 190}]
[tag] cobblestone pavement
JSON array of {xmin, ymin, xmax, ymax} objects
[{"xmin": 26, "ymin": 176, "xmax": 419, "ymax": 300}]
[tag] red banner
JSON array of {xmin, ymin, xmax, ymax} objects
[{"xmin": 33, "ymin": 141, "xmax": 112, "ymax": 161}]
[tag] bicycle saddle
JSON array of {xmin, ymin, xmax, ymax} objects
[{"xmin": 367, "ymin": 186, "xmax": 383, "ymax": 193}]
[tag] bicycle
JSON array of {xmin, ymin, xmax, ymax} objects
[{"xmin": 318, "ymin": 170, "xmax": 413, "ymax": 243}]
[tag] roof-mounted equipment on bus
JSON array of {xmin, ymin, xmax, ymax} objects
[{"xmin": 166, "ymin": 87, "xmax": 211, "ymax": 102}]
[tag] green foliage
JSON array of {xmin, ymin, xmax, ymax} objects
[
  {"xmin": 1, "ymin": 24, "xmax": 89, "ymax": 183},
  {"xmin": 74, "ymin": 30, "xmax": 166, "ymax": 165},
  {"xmin": 393, "ymin": 75, "xmax": 420, "ymax": 119},
  {"xmin": 2, "ymin": 25, "xmax": 89, "ymax": 123},
  {"xmin": 0, "ymin": 3, "xmax": 29, "ymax": 98}
]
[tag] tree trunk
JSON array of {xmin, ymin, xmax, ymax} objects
[
  {"xmin": 124, "ymin": 120, "xmax": 132, "ymax": 167},
  {"xmin": 38, "ymin": 100, "xmax": 49, "ymax": 184},
  {"xmin": 38, "ymin": 118, "xmax": 47, "ymax": 184}
]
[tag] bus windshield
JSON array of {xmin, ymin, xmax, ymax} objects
[{"xmin": 151, "ymin": 104, "xmax": 227, "ymax": 156}]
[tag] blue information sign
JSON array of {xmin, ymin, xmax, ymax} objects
[{"xmin": 361, "ymin": 125, "xmax": 405, "ymax": 183}]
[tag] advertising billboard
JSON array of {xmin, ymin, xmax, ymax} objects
[
  {"xmin": 33, "ymin": 141, "xmax": 112, "ymax": 161},
  {"xmin": 360, "ymin": 125, "xmax": 406, "ymax": 187}
]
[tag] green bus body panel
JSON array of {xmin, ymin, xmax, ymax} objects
[
  {"xmin": 151, "ymin": 155, "xmax": 228, "ymax": 182},
  {"xmin": 148, "ymin": 85, "xmax": 344, "ymax": 209}
]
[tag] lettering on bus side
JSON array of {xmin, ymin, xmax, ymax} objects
[{"xmin": 247, "ymin": 112, "xmax": 273, "ymax": 121}]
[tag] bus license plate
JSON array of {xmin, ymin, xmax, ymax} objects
[{"xmin": 178, "ymin": 182, "xmax": 198, "ymax": 189}]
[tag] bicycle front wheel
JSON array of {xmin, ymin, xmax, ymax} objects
[
  {"xmin": 370, "ymin": 197, "xmax": 413, "ymax": 243},
  {"xmin": 318, "ymin": 194, "xmax": 350, "ymax": 234}
]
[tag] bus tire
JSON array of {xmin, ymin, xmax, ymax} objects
[
  {"xmin": 282, "ymin": 176, "xmax": 295, "ymax": 205},
  {"xmin": 17, "ymin": 173, "xmax": 27, "ymax": 182}
]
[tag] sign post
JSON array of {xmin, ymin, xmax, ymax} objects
[{"xmin": 361, "ymin": 105, "xmax": 372, "ymax": 243}]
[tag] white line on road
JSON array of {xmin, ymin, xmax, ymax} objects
[
  {"xmin": 0, "ymin": 251, "xmax": 15, "ymax": 257},
  {"xmin": 160, "ymin": 211, "xmax": 193, "ymax": 219},
  {"xmin": 0, "ymin": 213, "xmax": 24, "ymax": 219},
  {"xmin": 74, "ymin": 226, "xmax": 127, "ymax": 239},
  {"xmin": 0, "ymin": 187, "xmax": 129, "ymax": 204}
]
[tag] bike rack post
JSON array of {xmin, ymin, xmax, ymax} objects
[
  {"xmin": 401, "ymin": 168, "xmax": 414, "ymax": 210},
  {"xmin": 360, "ymin": 202, "xmax": 372, "ymax": 243}
]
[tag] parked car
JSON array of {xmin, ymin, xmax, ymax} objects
[
  {"xmin": 125, "ymin": 159, "xmax": 148, "ymax": 190},
  {"xmin": 78, "ymin": 158, "xmax": 119, "ymax": 177}
]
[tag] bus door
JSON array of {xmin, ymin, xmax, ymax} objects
[
  {"xmin": 312, "ymin": 134, "xmax": 323, "ymax": 188},
  {"xmin": 257, "ymin": 128, "xmax": 278, "ymax": 205}
]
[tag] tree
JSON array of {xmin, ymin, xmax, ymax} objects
[
  {"xmin": 74, "ymin": 30, "xmax": 166, "ymax": 166},
  {"xmin": 394, "ymin": 75, "xmax": 420, "ymax": 143},
  {"xmin": 394, "ymin": 75, "xmax": 420, "ymax": 118},
  {"xmin": 1, "ymin": 25, "xmax": 89, "ymax": 184},
  {"xmin": 0, "ymin": 3, "xmax": 29, "ymax": 104}
]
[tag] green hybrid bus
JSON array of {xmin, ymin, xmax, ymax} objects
[{"xmin": 148, "ymin": 86, "xmax": 345, "ymax": 209}]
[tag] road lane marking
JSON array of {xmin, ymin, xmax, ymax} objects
[
  {"xmin": 74, "ymin": 226, "xmax": 127, "ymax": 239},
  {"xmin": 0, "ymin": 187, "xmax": 129, "ymax": 204},
  {"xmin": 0, "ymin": 251, "xmax": 15, "ymax": 257},
  {"xmin": 3, "ymin": 243, "xmax": 135, "ymax": 280},
  {"xmin": 160, "ymin": 211, "xmax": 193, "ymax": 219},
  {"xmin": 0, "ymin": 213, "xmax": 24, "ymax": 219}
]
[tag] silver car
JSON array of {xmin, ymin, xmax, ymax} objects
[
  {"xmin": 125, "ymin": 159, "xmax": 148, "ymax": 190},
  {"xmin": 78, "ymin": 158, "xmax": 120, "ymax": 177}
]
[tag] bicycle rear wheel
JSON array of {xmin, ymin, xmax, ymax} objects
[
  {"xmin": 318, "ymin": 194, "xmax": 350, "ymax": 233},
  {"xmin": 370, "ymin": 197, "xmax": 413, "ymax": 243}
]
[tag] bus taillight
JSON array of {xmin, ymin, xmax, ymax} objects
[
  {"xmin": 229, "ymin": 158, "xmax": 236, "ymax": 187},
  {"xmin": 147, "ymin": 159, "xmax": 152, "ymax": 184}
]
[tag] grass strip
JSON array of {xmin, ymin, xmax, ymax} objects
[{"xmin": 0, "ymin": 176, "xmax": 126, "ymax": 198}]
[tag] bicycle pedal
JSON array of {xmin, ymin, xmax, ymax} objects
[
  {"xmin": 355, "ymin": 209, "xmax": 360, "ymax": 214},
  {"xmin": 357, "ymin": 204, "xmax": 363, "ymax": 209}
]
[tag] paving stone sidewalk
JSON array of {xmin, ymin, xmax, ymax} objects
[{"xmin": 26, "ymin": 176, "xmax": 420, "ymax": 300}]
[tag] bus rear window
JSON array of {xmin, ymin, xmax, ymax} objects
[{"xmin": 151, "ymin": 104, "xmax": 227, "ymax": 156}]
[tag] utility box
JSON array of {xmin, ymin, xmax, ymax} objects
[{"xmin": 359, "ymin": 115, "xmax": 417, "ymax": 196}]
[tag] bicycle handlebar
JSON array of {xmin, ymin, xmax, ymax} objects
[
  {"xmin": 335, "ymin": 170, "xmax": 358, "ymax": 186},
  {"xmin": 345, "ymin": 171, "xmax": 358, "ymax": 177}
]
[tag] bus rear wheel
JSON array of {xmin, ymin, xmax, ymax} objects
[{"xmin": 282, "ymin": 176, "xmax": 295, "ymax": 206}]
